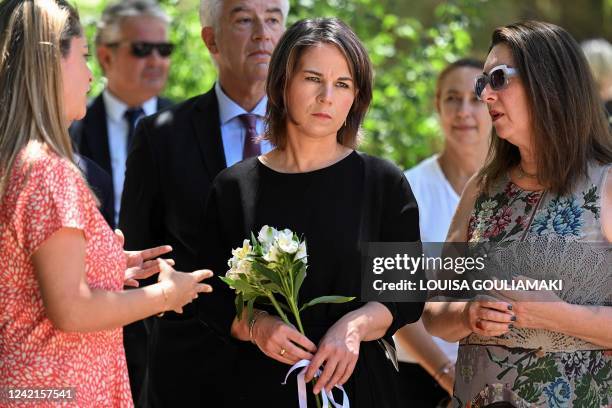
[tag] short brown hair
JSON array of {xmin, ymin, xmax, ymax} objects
[
  {"xmin": 264, "ymin": 18, "xmax": 373, "ymax": 149},
  {"xmin": 435, "ymin": 58, "xmax": 484, "ymax": 111},
  {"xmin": 478, "ymin": 21, "xmax": 612, "ymax": 195}
]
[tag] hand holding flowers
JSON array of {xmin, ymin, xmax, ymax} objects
[
  {"xmin": 221, "ymin": 226, "xmax": 355, "ymax": 406},
  {"xmin": 221, "ymin": 226, "xmax": 354, "ymax": 339}
]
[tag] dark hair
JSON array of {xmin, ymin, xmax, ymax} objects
[
  {"xmin": 264, "ymin": 18, "xmax": 373, "ymax": 149},
  {"xmin": 478, "ymin": 20, "xmax": 612, "ymax": 195},
  {"xmin": 59, "ymin": 0, "xmax": 82, "ymax": 57},
  {"xmin": 435, "ymin": 58, "xmax": 484, "ymax": 110}
]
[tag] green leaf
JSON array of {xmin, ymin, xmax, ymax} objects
[
  {"xmin": 251, "ymin": 231, "xmax": 263, "ymax": 256},
  {"xmin": 262, "ymin": 282, "xmax": 283, "ymax": 293},
  {"xmin": 516, "ymin": 382, "xmax": 540, "ymax": 403},
  {"xmin": 242, "ymin": 292, "xmax": 260, "ymax": 302},
  {"xmin": 293, "ymin": 264, "xmax": 307, "ymax": 301},
  {"xmin": 235, "ymin": 293, "xmax": 244, "ymax": 320},
  {"xmin": 251, "ymin": 263, "xmax": 283, "ymax": 287},
  {"xmin": 223, "ymin": 276, "xmax": 253, "ymax": 293},
  {"xmin": 593, "ymin": 361, "xmax": 611, "ymax": 384},
  {"xmin": 299, "ymin": 295, "xmax": 355, "ymax": 312},
  {"xmin": 219, "ymin": 276, "xmax": 232, "ymax": 286},
  {"xmin": 519, "ymin": 355, "xmax": 561, "ymax": 385},
  {"xmin": 247, "ymin": 298, "xmax": 254, "ymax": 322},
  {"xmin": 574, "ymin": 373, "xmax": 602, "ymax": 408}
]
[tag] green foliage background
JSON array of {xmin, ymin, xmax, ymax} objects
[
  {"xmin": 77, "ymin": 0, "xmax": 481, "ymax": 169},
  {"xmin": 75, "ymin": 0, "xmax": 610, "ymax": 169}
]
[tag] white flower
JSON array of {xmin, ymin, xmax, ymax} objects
[
  {"xmin": 277, "ymin": 229, "xmax": 298, "ymax": 254},
  {"xmin": 224, "ymin": 267, "xmax": 240, "ymax": 290},
  {"xmin": 263, "ymin": 245, "xmax": 280, "ymax": 263},
  {"xmin": 296, "ymin": 241, "xmax": 307, "ymax": 263},
  {"xmin": 225, "ymin": 268, "xmax": 239, "ymax": 280},
  {"xmin": 258, "ymin": 225, "xmax": 278, "ymax": 251},
  {"xmin": 231, "ymin": 239, "xmax": 252, "ymax": 261},
  {"xmin": 236, "ymin": 259, "xmax": 252, "ymax": 276}
]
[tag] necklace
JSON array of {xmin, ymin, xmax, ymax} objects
[{"xmin": 517, "ymin": 163, "xmax": 537, "ymax": 179}]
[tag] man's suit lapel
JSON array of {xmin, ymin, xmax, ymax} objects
[
  {"xmin": 192, "ymin": 88, "xmax": 227, "ymax": 179},
  {"xmin": 84, "ymin": 95, "xmax": 113, "ymax": 177},
  {"xmin": 157, "ymin": 97, "xmax": 173, "ymax": 111}
]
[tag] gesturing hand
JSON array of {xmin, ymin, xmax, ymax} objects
[
  {"xmin": 252, "ymin": 314, "xmax": 317, "ymax": 365},
  {"xmin": 157, "ymin": 260, "xmax": 214, "ymax": 314},
  {"xmin": 463, "ymin": 296, "xmax": 515, "ymax": 337},
  {"xmin": 304, "ymin": 317, "xmax": 361, "ymax": 395},
  {"xmin": 115, "ymin": 229, "xmax": 175, "ymax": 287}
]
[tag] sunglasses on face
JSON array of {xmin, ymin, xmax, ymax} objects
[
  {"xmin": 106, "ymin": 41, "xmax": 175, "ymax": 58},
  {"xmin": 474, "ymin": 64, "xmax": 518, "ymax": 100}
]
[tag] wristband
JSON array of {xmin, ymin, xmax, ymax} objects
[
  {"xmin": 248, "ymin": 310, "xmax": 268, "ymax": 344},
  {"xmin": 434, "ymin": 361, "xmax": 454, "ymax": 382}
]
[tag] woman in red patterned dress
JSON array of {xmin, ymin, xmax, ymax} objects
[{"xmin": 0, "ymin": 1, "xmax": 213, "ymax": 406}]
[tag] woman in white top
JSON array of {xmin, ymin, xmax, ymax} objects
[{"xmin": 395, "ymin": 58, "xmax": 492, "ymax": 407}]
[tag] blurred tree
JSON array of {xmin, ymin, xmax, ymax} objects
[
  {"xmin": 77, "ymin": 0, "xmax": 611, "ymax": 169},
  {"xmin": 76, "ymin": 0, "xmax": 480, "ymax": 169}
]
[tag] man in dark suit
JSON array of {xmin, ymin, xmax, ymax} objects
[
  {"xmin": 69, "ymin": 1, "xmax": 174, "ymax": 406},
  {"xmin": 120, "ymin": 0, "xmax": 289, "ymax": 406},
  {"xmin": 71, "ymin": 0, "xmax": 174, "ymax": 229},
  {"xmin": 75, "ymin": 154, "xmax": 114, "ymax": 227}
]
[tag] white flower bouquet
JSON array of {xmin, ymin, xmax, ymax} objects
[{"xmin": 220, "ymin": 225, "xmax": 354, "ymax": 336}]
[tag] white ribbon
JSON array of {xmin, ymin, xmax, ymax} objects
[{"xmin": 282, "ymin": 359, "xmax": 350, "ymax": 408}]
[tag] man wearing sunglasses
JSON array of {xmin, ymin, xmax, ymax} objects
[
  {"xmin": 119, "ymin": 0, "xmax": 290, "ymax": 406},
  {"xmin": 69, "ymin": 0, "xmax": 173, "ymax": 406}
]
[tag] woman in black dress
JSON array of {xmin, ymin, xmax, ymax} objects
[{"xmin": 199, "ymin": 18, "xmax": 423, "ymax": 407}]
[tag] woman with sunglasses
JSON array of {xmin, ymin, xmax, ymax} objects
[
  {"xmin": 422, "ymin": 21, "xmax": 612, "ymax": 407},
  {"xmin": 0, "ymin": 1, "xmax": 211, "ymax": 405}
]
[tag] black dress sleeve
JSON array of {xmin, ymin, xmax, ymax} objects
[{"xmin": 378, "ymin": 167, "xmax": 424, "ymax": 337}]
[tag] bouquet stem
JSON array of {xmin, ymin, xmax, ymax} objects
[{"xmin": 287, "ymin": 301, "xmax": 321, "ymax": 408}]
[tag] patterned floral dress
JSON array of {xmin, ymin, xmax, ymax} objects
[
  {"xmin": 0, "ymin": 143, "xmax": 132, "ymax": 407},
  {"xmin": 453, "ymin": 163, "xmax": 612, "ymax": 408}
]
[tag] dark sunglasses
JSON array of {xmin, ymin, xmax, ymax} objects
[
  {"xmin": 106, "ymin": 41, "xmax": 175, "ymax": 58},
  {"xmin": 474, "ymin": 64, "xmax": 518, "ymax": 100}
]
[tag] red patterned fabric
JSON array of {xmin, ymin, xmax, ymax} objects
[{"xmin": 0, "ymin": 143, "xmax": 132, "ymax": 407}]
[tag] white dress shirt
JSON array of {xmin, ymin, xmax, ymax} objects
[
  {"xmin": 103, "ymin": 90, "xmax": 157, "ymax": 226},
  {"xmin": 214, "ymin": 81, "xmax": 273, "ymax": 167},
  {"xmin": 395, "ymin": 154, "xmax": 460, "ymax": 364}
]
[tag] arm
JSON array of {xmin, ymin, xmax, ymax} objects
[
  {"xmin": 510, "ymin": 301, "xmax": 612, "ymax": 348},
  {"xmin": 422, "ymin": 175, "xmax": 513, "ymax": 341},
  {"xmin": 394, "ymin": 319, "xmax": 454, "ymax": 395},
  {"xmin": 231, "ymin": 309, "xmax": 317, "ymax": 366},
  {"xmin": 32, "ymin": 228, "xmax": 213, "ymax": 332},
  {"xmin": 304, "ymin": 302, "xmax": 393, "ymax": 394}
]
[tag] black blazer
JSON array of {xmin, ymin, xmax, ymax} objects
[
  {"xmin": 119, "ymin": 88, "xmax": 226, "ymax": 272},
  {"xmin": 70, "ymin": 93, "xmax": 173, "ymax": 202},
  {"xmin": 75, "ymin": 154, "xmax": 114, "ymax": 227}
]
